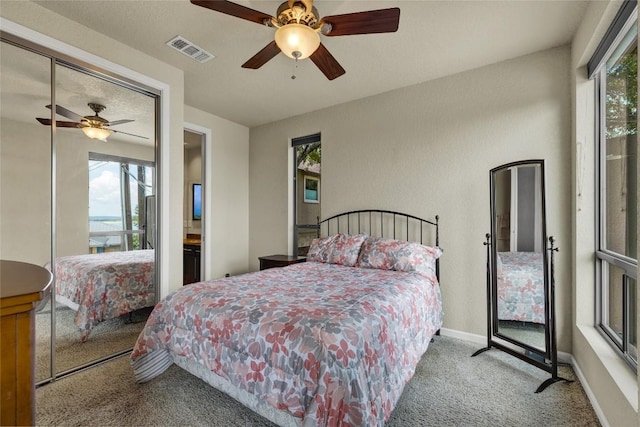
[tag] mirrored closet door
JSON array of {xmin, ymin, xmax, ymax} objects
[{"xmin": 0, "ymin": 34, "xmax": 160, "ymax": 383}]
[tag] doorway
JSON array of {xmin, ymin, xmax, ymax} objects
[
  {"xmin": 183, "ymin": 129, "xmax": 206, "ymax": 284},
  {"xmin": 292, "ymin": 133, "xmax": 321, "ymax": 256}
]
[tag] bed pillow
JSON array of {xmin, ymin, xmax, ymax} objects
[
  {"xmin": 306, "ymin": 234, "xmax": 337, "ymax": 263},
  {"xmin": 328, "ymin": 233, "xmax": 368, "ymax": 266},
  {"xmin": 357, "ymin": 237, "xmax": 443, "ymax": 282},
  {"xmin": 306, "ymin": 233, "xmax": 368, "ymax": 266}
]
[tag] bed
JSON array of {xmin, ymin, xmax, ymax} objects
[
  {"xmin": 131, "ymin": 210, "xmax": 442, "ymax": 426},
  {"xmin": 49, "ymin": 249, "xmax": 155, "ymax": 342},
  {"xmin": 495, "ymin": 251, "xmax": 545, "ymax": 324}
]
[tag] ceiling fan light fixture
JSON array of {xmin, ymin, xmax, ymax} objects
[
  {"xmin": 82, "ymin": 126, "xmax": 112, "ymax": 142},
  {"xmin": 275, "ymin": 23, "xmax": 320, "ymax": 59}
]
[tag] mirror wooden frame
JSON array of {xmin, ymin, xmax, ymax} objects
[{"xmin": 472, "ymin": 159, "xmax": 571, "ymax": 393}]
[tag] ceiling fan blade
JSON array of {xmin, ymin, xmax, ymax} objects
[
  {"xmin": 321, "ymin": 8, "xmax": 400, "ymax": 36},
  {"xmin": 190, "ymin": 0, "xmax": 273, "ymax": 25},
  {"xmin": 309, "ymin": 43, "xmax": 345, "ymax": 80},
  {"xmin": 36, "ymin": 117, "xmax": 81, "ymax": 128},
  {"xmin": 241, "ymin": 41, "xmax": 281, "ymax": 69},
  {"xmin": 111, "ymin": 129, "xmax": 149, "ymax": 140},
  {"xmin": 106, "ymin": 119, "xmax": 134, "ymax": 126},
  {"xmin": 45, "ymin": 104, "xmax": 85, "ymax": 122}
]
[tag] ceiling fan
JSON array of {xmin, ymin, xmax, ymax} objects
[
  {"xmin": 191, "ymin": 0, "xmax": 401, "ymax": 80},
  {"xmin": 36, "ymin": 103, "xmax": 148, "ymax": 142}
]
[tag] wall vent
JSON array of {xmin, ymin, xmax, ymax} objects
[{"xmin": 166, "ymin": 35, "xmax": 214, "ymax": 63}]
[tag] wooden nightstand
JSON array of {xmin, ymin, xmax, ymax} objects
[{"xmin": 259, "ymin": 255, "xmax": 306, "ymax": 271}]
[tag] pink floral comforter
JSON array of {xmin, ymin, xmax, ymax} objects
[
  {"xmin": 52, "ymin": 250, "xmax": 155, "ymax": 341},
  {"xmin": 131, "ymin": 261, "xmax": 443, "ymax": 426},
  {"xmin": 496, "ymin": 251, "xmax": 545, "ymax": 324}
]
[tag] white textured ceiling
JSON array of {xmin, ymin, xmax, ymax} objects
[{"xmin": 29, "ymin": 1, "xmax": 588, "ymax": 128}]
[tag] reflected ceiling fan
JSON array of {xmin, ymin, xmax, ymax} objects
[
  {"xmin": 36, "ymin": 103, "xmax": 148, "ymax": 142},
  {"xmin": 191, "ymin": 0, "xmax": 400, "ymax": 80}
]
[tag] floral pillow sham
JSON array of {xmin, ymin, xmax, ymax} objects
[
  {"xmin": 306, "ymin": 235, "xmax": 337, "ymax": 264},
  {"xmin": 357, "ymin": 237, "xmax": 443, "ymax": 282},
  {"xmin": 307, "ymin": 233, "xmax": 368, "ymax": 266}
]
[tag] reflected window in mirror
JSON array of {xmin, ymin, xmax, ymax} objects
[
  {"xmin": 591, "ymin": 1, "xmax": 638, "ymax": 370},
  {"xmin": 89, "ymin": 153, "xmax": 155, "ymax": 253}
]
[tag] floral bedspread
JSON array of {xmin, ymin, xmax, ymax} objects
[
  {"xmin": 52, "ymin": 249, "xmax": 155, "ymax": 342},
  {"xmin": 496, "ymin": 251, "xmax": 545, "ymax": 324},
  {"xmin": 131, "ymin": 261, "xmax": 443, "ymax": 426}
]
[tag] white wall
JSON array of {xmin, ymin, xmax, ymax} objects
[
  {"xmin": 0, "ymin": 118, "xmax": 52, "ymax": 266},
  {"xmin": 1, "ymin": 1, "xmax": 184, "ymax": 295},
  {"xmin": 250, "ymin": 46, "xmax": 572, "ymax": 350},
  {"xmin": 571, "ymin": 1, "xmax": 639, "ymax": 425},
  {"xmin": 184, "ymin": 105, "xmax": 250, "ymax": 278}
]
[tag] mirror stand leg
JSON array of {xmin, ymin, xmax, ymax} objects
[
  {"xmin": 535, "ymin": 375, "xmax": 573, "ymax": 393},
  {"xmin": 471, "ymin": 346, "xmax": 492, "ymax": 357}
]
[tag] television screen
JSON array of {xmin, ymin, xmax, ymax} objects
[{"xmin": 192, "ymin": 183, "xmax": 201, "ymax": 220}]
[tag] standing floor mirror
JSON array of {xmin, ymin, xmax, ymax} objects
[{"xmin": 472, "ymin": 159, "xmax": 571, "ymax": 392}]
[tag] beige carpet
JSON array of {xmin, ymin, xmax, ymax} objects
[
  {"xmin": 36, "ymin": 335, "xmax": 601, "ymax": 426},
  {"xmin": 35, "ymin": 301, "xmax": 152, "ymax": 381}
]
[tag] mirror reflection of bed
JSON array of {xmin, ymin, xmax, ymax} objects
[
  {"xmin": 493, "ymin": 163, "xmax": 546, "ymax": 352},
  {"xmin": 496, "ymin": 250, "xmax": 546, "ymax": 350}
]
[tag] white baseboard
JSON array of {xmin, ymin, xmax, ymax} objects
[
  {"xmin": 569, "ymin": 354, "xmax": 609, "ymax": 427},
  {"xmin": 439, "ymin": 328, "xmax": 608, "ymax": 427},
  {"xmin": 439, "ymin": 328, "xmax": 486, "ymax": 345}
]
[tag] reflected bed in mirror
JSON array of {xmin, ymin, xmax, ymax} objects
[
  {"xmin": 496, "ymin": 250, "xmax": 546, "ymax": 350},
  {"xmin": 45, "ymin": 249, "xmax": 155, "ymax": 342},
  {"xmin": 472, "ymin": 159, "xmax": 570, "ymax": 393}
]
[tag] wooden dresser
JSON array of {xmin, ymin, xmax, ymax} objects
[{"xmin": 1, "ymin": 260, "xmax": 52, "ymax": 426}]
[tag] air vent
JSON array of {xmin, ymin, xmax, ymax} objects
[{"xmin": 166, "ymin": 35, "xmax": 214, "ymax": 63}]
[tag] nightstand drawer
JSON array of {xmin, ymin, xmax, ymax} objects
[{"xmin": 259, "ymin": 255, "xmax": 306, "ymax": 270}]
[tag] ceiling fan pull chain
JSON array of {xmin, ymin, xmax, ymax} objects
[{"xmin": 291, "ymin": 51, "xmax": 301, "ymax": 80}]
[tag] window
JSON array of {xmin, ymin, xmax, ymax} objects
[
  {"xmin": 89, "ymin": 153, "xmax": 154, "ymax": 252},
  {"xmin": 591, "ymin": 1, "xmax": 638, "ymax": 370},
  {"xmin": 303, "ymin": 176, "xmax": 320, "ymax": 203}
]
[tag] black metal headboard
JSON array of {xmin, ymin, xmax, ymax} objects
[{"xmin": 317, "ymin": 209, "xmax": 440, "ymax": 279}]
